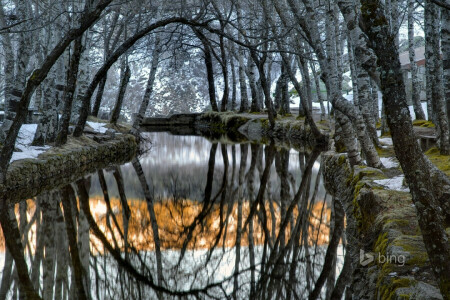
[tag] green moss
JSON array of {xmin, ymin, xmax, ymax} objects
[
  {"xmin": 376, "ymin": 145, "xmax": 396, "ymax": 158},
  {"xmin": 259, "ymin": 118, "xmax": 270, "ymax": 129},
  {"xmin": 381, "ymin": 278, "xmax": 416, "ymax": 300},
  {"xmin": 425, "ymin": 147, "xmax": 450, "ymax": 176},
  {"xmin": 374, "ymin": 232, "xmax": 388, "ymax": 255},
  {"xmin": 413, "ymin": 119, "xmax": 435, "ymax": 128},
  {"xmin": 392, "ymin": 236, "xmax": 429, "ymax": 266},
  {"xmin": 376, "ymin": 121, "xmax": 382, "ymax": 129},
  {"xmin": 296, "ymin": 116, "xmax": 305, "ymax": 121}
]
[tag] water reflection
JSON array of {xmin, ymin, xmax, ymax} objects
[{"xmin": 0, "ymin": 133, "xmax": 344, "ymax": 299}]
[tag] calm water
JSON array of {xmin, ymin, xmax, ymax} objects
[{"xmin": 0, "ymin": 132, "xmax": 343, "ymax": 299}]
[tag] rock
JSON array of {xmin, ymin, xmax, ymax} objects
[
  {"xmin": 105, "ymin": 128, "xmax": 116, "ymax": 137},
  {"xmin": 411, "ymin": 282, "xmax": 443, "ymax": 300}
]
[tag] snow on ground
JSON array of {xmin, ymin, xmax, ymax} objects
[
  {"xmin": 379, "ymin": 137, "xmax": 393, "ymax": 146},
  {"xmin": 373, "ymin": 175, "xmax": 410, "ymax": 192},
  {"xmin": 86, "ymin": 121, "xmax": 108, "ymax": 133},
  {"xmin": 380, "ymin": 157, "xmax": 399, "ymax": 168},
  {"xmin": 11, "ymin": 124, "xmax": 49, "ymax": 163}
]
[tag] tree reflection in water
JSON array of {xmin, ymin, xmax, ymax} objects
[{"xmin": 0, "ymin": 133, "xmax": 346, "ymax": 299}]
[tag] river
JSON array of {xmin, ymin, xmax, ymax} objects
[{"xmin": 0, "ymin": 132, "xmax": 343, "ymax": 299}]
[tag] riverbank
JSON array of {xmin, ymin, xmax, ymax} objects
[
  {"xmin": 3, "ymin": 132, "xmax": 137, "ymax": 202},
  {"xmin": 323, "ymin": 141, "xmax": 449, "ymax": 299},
  {"xmin": 142, "ymin": 111, "xmax": 331, "ymax": 148}
]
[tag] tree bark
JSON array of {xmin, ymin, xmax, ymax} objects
[
  {"xmin": 56, "ymin": 36, "xmax": 84, "ymax": 146},
  {"xmin": 443, "ymin": 5, "xmax": 450, "ymax": 141},
  {"xmin": 425, "ymin": 0, "xmax": 450, "ymax": 154},
  {"xmin": 408, "ymin": 0, "xmax": 426, "ymax": 120},
  {"xmin": 193, "ymin": 28, "xmax": 219, "ymax": 112},
  {"xmin": 131, "ymin": 36, "xmax": 161, "ymax": 134},
  {"xmin": 110, "ymin": 63, "xmax": 131, "ymax": 124}
]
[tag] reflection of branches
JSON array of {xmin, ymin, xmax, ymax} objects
[
  {"xmin": 77, "ymin": 176, "xmax": 225, "ymax": 297},
  {"xmin": 0, "ymin": 200, "xmax": 41, "ymax": 299},
  {"xmin": 308, "ymin": 198, "xmax": 344, "ymax": 300},
  {"xmin": 131, "ymin": 158, "xmax": 163, "ymax": 291},
  {"xmin": 178, "ymin": 143, "xmax": 218, "ymax": 263},
  {"xmin": 254, "ymin": 149, "xmax": 321, "ymax": 298},
  {"xmin": 61, "ymin": 184, "xmax": 88, "ymax": 300}
]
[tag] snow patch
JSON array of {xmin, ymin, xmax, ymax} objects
[
  {"xmin": 373, "ymin": 175, "xmax": 410, "ymax": 192},
  {"xmin": 380, "ymin": 157, "xmax": 399, "ymax": 168},
  {"xmin": 379, "ymin": 137, "xmax": 393, "ymax": 146},
  {"xmin": 11, "ymin": 124, "xmax": 49, "ymax": 163},
  {"xmin": 86, "ymin": 121, "xmax": 108, "ymax": 133}
]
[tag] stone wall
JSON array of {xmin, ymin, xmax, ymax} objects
[
  {"xmin": 2, "ymin": 134, "xmax": 137, "ymax": 202},
  {"xmin": 322, "ymin": 146, "xmax": 444, "ymax": 300}
]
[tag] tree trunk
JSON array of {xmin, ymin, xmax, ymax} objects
[
  {"xmin": 131, "ymin": 36, "xmax": 161, "ymax": 134},
  {"xmin": 91, "ymin": 76, "xmax": 107, "ymax": 118},
  {"xmin": 193, "ymin": 29, "xmax": 219, "ymax": 112},
  {"xmin": 425, "ymin": 0, "xmax": 450, "ymax": 154},
  {"xmin": 361, "ymin": 1, "xmax": 450, "ymax": 295},
  {"xmin": 219, "ymin": 35, "xmax": 229, "ymax": 112},
  {"xmin": 247, "ymin": 58, "xmax": 261, "ymax": 112},
  {"xmin": 238, "ymin": 46, "xmax": 249, "ymax": 112},
  {"xmin": 56, "ymin": 36, "xmax": 84, "ymax": 146},
  {"xmin": 110, "ymin": 63, "xmax": 131, "ymax": 124},
  {"xmin": 311, "ymin": 61, "xmax": 326, "ymax": 119},
  {"xmin": 72, "ymin": 41, "xmax": 91, "ymax": 124},
  {"xmin": 408, "ymin": 0, "xmax": 426, "ymax": 120},
  {"xmin": 230, "ymin": 45, "xmax": 237, "ymax": 111},
  {"xmin": 443, "ymin": 6, "xmax": 450, "ymax": 142},
  {"xmin": 32, "ymin": 77, "xmax": 60, "ymax": 146}
]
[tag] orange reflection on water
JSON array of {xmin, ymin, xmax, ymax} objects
[
  {"xmin": 0, "ymin": 197, "xmax": 331, "ymax": 253},
  {"xmin": 90, "ymin": 196, "xmax": 331, "ymax": 252}
]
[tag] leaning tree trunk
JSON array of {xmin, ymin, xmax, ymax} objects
[
  {"xmin": 361, "ymin": 1, "xmax": 450, "ymax": 296},
  {"xmin": 91, "ymin": 76, "xmax": 107, "ymax": 118},
  {"xmin": 408, "ymin": 0, "xmax": 426, "ymax": 120},
  {"xmin": 110, "ymin": 63, "xmax": 131, "ymax": 124},
  {"xmin": 131, "ymin": 36, "xmax": 161, "ymax": 134},
  {"xmin": 56, "ymin": 36, "xmax": 84, "ymax": 146}
]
